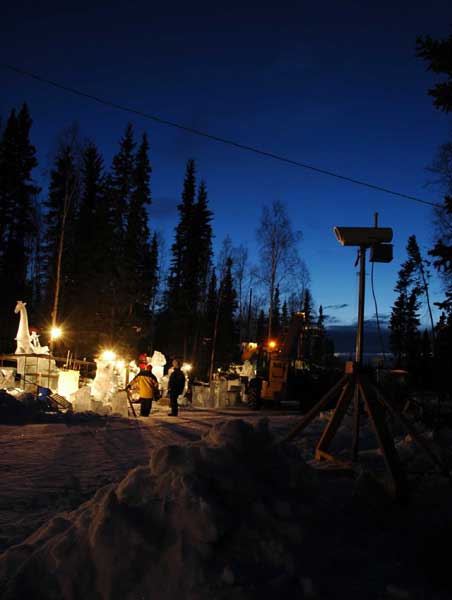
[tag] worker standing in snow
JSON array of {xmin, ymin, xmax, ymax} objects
[
  {"xmin": 126, "ymin": 365, "xmax": 159, "ymax": 417},
  {"xmin": 167, "ymin": 359, "xmax": 186, "ymax": 417}
]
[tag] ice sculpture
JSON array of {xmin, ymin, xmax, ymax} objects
[{"xmin": 14, "ymin": 301, "xmax": 58, "ymax": 389}]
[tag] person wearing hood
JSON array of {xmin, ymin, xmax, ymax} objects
[{"xmin": 126, "ymin": 364, "xmax": 159, "ymax": 417}]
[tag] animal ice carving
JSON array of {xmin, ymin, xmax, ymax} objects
[
  {"xmin": 14, "ymin": 301, "xmax": 33, "ymax": 354},
  {"xmin": 14, "ymin": 301, "xmax": 49, "ymax": 354}
]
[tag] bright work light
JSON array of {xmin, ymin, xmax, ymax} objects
[{"xmin": 50, "ymin": 326, "xmax": 62, "ymax": 340}]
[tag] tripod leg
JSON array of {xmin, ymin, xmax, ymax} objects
[
  {"xmin": 127, "ymin": 390, "xmax": 137, "ymax": 418},
  {"xmin": 359, "ymin": 381, "xmax": 407, "ymax": 499},
  {"xmin": 281, "ymin": 374, "xmax": 350, "ymax": 443},
  {"xmin": 364, "ymin": 375, "xmax": 451, "ymax": 482},
  {"xmin": 352, "ymin": 384, "xmax": 360, "ymax": 461},
  {"xmin": 315, "ymin": 380, "xmax": 353, "ymax": 460}
]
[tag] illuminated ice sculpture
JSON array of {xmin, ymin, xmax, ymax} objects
[
  {"xmin": 14, "ymin": 301, "xmax": 58, "ymax": 389},
  {"xmin": 150, "ymin": 350, "xmax": 166, "ymax": 381}
]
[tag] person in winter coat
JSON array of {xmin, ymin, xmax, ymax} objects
[
  {"xmin": 126, "ymin": 365, "xmax": 159, "ymax": 417},
  {"xmin": 167, "ymin": 359, "xmax": 186, "ymax": 416}
]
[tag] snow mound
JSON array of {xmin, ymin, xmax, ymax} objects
[{"xmin": 0, "ymin": 419, "xmax": 318, "ymax": 600}]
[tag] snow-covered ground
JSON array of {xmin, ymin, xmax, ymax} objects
[{"xmin": 0, "ymin": 403, "xmax": 451, "ymax": 599}]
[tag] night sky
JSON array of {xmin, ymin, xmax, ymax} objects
[{"xmin": 2, "ymin": 1, "xmax": 451, "ymax": 341}]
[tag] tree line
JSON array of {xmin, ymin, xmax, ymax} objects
[{"xmin": 0, "ymin": 112, "xmax": 334, "ymax": 377}]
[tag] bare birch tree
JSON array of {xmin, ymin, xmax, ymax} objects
[
  {"xmin": 255, "ymin": 200, "xmax": 307, "ymax": 339},
  {"xmin": 232, "ymin": 243, "xmax": 249, "ymax": 342}
]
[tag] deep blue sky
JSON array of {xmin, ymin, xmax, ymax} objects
[{"xmin": 2, "ymin": 1, "xmax": 451, "ymax": 336}]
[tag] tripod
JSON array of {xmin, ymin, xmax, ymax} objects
[{"xmin": 283, "ymin": 245, "xmax": 449, "ymax": 499}]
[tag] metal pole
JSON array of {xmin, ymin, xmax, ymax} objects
[{"xmin": 355, "ymin": 246, "xmax": 366, "ymax": 367}]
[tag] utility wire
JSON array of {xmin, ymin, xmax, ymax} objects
[{"xmin": 1, "ymin": 62, "xmax": 443, "ymax": 210}]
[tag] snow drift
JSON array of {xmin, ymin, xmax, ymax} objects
[{"xmin": 0, "ymin": 419, "xmax": 318, "ymax": 600}]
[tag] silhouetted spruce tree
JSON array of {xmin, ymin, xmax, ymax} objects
[
  {"xmin": 166, "ymin": 160, "xmax": 213, "ymax": 360},
  {"xmin": 417, "ymin": 30, "xmax": 452, "ymax": 113},
  {"xmin": 71, "ymin": 142, "xmax": 111, "ymax": 355},
  {"xmin": 193, "ymin": 181, "xmax": 213, "ymax": 295},
  {"xmin": 197, "ymin": 269, "xmax": 218, "ymax": 378},
  {"xmin": 0, "ymin": 104, "xmax": 40, "ymax": 348},
  {"xmin": 147, "ymin": 232, "xmax": 160, "ymax": 351},
  {"xmin": 29, "ymin": 199, "xmax": 45, "ymax": 317},
  {"xmin": 390, "ymin": 292, "xmax": 407, "ymax": 366},
  {"xmin": 205, "ymin": 269, "xmax": 218, "ymax": 335},
  {"xmin": 417, "ymin": 29, "xmax": 452, "ymax": 385},
  {"xmin": 302, "ymin": 289, "xmax": 314, "ymax": 323},
  {"xmin": 105, "ymin": 124, "xmax": 136, "ymax": 345},
  {"xmin": 165, "ymin": 159, "xmax": 196, "ymax": 356},
  {"xmin": 122, "ymin": 133, "xmax": 154, "ymax": 350},
  {"xmin": 167, "ymin": 160, "xmax": 195, "ymax": 291},
  {"xmin": 216, "ymin": 256, "xmax": 238, "ymax": 369},
  {"xmin": 148, "ymin": 232, "xmax": 159, "ymax": 312},
  {"xmin": 110, "ymin": 124, "xmax": 135, "ymax": 241},
  {"xmin": 42, "ymin": 144, "xmax": 79, "ymax": 330},
  {"xmin": 429, "ymin": 195, "xmax": 452, "ymax": 313},
  {"xmin": 189, "ymin": 180, "xmax": 213, "ymax": 359},
  {"xmin": 389, "ymin": 254, "xmax": 420, "ymax": 368},
  {"xmin": 401, "ymin": 235, "xmax": 435, "ymax": 350}
]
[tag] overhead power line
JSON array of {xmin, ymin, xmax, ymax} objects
[{"xmin": 1, "ymin": 62, "xmax": 443, "ymax": 209}]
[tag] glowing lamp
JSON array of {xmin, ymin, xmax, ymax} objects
[
  {"xmin": 101, "ymin": 350, "xmax": 116, "ymax": 362},
  {"xmin": 268, "ymin": 340, "xmax": 277, "ymax": 350},
  {"xmin": 182, "ymin": 362, "xmax": 192, "ymax": 372},
  {"xmin": 50, "ymin": 326, "xmax": 62, "ymax": 340}
]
